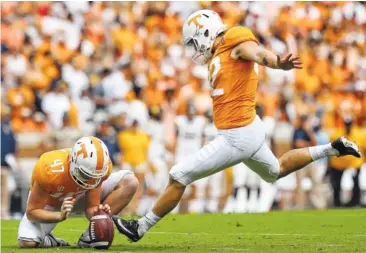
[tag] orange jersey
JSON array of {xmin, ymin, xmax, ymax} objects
[
  {"xmin": 208, "ymin": 26, "xmax": 259, "ymax": 129},
  {"xmin": 31, "ymin": 149, "xmax": 112, "ymax": 207}
]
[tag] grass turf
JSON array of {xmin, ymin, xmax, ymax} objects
[{"xmin": 1, "ymin": 209, "xmax": 366, "ymax": 253}]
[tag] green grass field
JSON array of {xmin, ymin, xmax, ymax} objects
[{"xmin": 1, "ymin": 209, "xmax": 366, "ymax": 253}]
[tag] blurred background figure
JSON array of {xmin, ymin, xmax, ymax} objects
[
  {"xmin": 293, "ymin": 113, "xmax": 328, "ymax": 209},
  {"xmin": 41, "ymin": 80, "xmax": 71, "ymax": 130},
  {"xmin": 329, "ymin": 115, "xmax": 366, "ymax": 207},
  {"xmin": 1, "ymin": 104, "xmax": 17, "ymax": 219},
  {"xmin": 96, "ymin": 119, "xmax": 120, "ymax": 166},
  {"xmin": 118, "ymin": 119, "xmax": 150, "ymax": 214},
  {"xmin": 174, "ymin": 103, "xmax": 206, "ymax": 213},
  {"xmin": 1, "ymin": 1, "xmax": 365, "ymax": 216},
  {"xmin": 138, "ymin": 106, "xmax": 170, "ymax": 216}
]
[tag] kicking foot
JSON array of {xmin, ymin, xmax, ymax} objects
[
  {"xmin": 112, "ymin": 215, "xmax": 142, "ymax": 242},
  {"xmin": 331, "ymin": 137, "xmax": 361, "ymax": 158},
  {"xmin": 46, "ymin": 233, "xmax": 69, "ymax": 247}
]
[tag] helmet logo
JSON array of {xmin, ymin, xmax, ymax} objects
[
  {"xmin": 76, "ymin": 143, "xmax": 88, "ymax": 158},
  {"xmin": 188, "ymin": 14, "xmax": 204, "ymax": 29}
]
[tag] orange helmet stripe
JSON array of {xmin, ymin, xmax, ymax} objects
[{"xmin": 90, "ymin": 136, "xmax": 104, "ymax": 171}]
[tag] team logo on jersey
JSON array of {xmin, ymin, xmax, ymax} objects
[
  {"xmin": 57, "ymin": 186, "xmax": 65, "ymax": 192},
  {"xmin": 50, "ymin": 186, "xmax": 65, "ymax": 198}
]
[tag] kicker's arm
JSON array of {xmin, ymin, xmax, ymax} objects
[
  {"xmin": 231, "ymin": 41, "xmax": 302, "ymax": 71},
  {"xmin": 232, "ymin": 41, "xmax": 280, "ymax": 69}
]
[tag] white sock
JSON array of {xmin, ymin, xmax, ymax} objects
[
  {"xmin": 138, "ymin": 211, "xmax": 161, "ymax": 237},
  {"xmin": 308, "ymin": 143, "xmax": 339, "ymax": 161}
]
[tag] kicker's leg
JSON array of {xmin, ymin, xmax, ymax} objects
[{"xmin": 278, "ymin": 137, "xmax": 360, "ymax": 179}]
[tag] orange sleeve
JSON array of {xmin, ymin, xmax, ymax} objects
[
  {"xmin": 225, "ymin": 26, "xmax": 259, "ymax": 47},
  {"xmin": 32, "ymin": 155, "xmax": 53, "ymax": 194}
]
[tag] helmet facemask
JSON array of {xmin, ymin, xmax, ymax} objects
[
  {"xmin": 185, "ymin": 31, "xmax": 213, "ymax": 65},
  {"xmin": 183, "ymin": 10, "xmax": 227, "ymax": 65}
]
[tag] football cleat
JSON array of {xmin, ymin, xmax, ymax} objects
[
  {"xmin": 331, "ymin": 137, "xmax": 361, "ymax": 158},
  {"xmin": 112, "ymin": 215, "xmax": 142, "ymax": 242},
  {"xmin": 46, "ymin": 233, "xmax": 70, "ymax": 247},
  {"xmin": 77, "ymin": 232, "xmax": 92, "ymax": 248}
]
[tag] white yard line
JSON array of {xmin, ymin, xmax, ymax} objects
[
  {"xmin": 147, "ymin": 231, "xmax": 365, "ymax": 238},
  {"xmin": 317, "ymin": 244, "xmax": 344, "ymax": 247},
  {"xmin": 211, "ymin": 248, "xmax": 249, "ymax": 251}
]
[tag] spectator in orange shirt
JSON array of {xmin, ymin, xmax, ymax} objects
[
  {"xmin": 11, "ymin": 107, "xmax": 37, "ymax": 133},
  {"xmin": 7, "ymin": 77, "xmax": 35, "ymax": 119},
  {"xmin": 144, "ymin": 72, "xmax": 165, "ymax": 108},
  {"xmin": 32, "ymin": 112, "xmax": 49, "ymax": 133},
  {"xmin": 112, "ymin": 20, "xmax": 138, "ymax": 55},
  {"xmin": 51, "ymin": 39, "xmax": 75, "ymax": 65},
  {"xmin": 25, "ymin": 54, "xmax": 52, "ymax": 91},
  {"xmin": 302, "ymin": 67, "xmax": 321, "ymax": 96}
]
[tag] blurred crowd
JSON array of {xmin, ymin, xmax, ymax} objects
[{"xmin": 1, "ymin": 2, "xmax": 366, "ymax": 219}]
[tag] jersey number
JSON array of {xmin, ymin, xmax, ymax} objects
[
  {"xmin": 208, "ymin": 56, "xmax": 259, "ymax": 97},
  {"xmin": 209, "ymin": 56, "xmax": 221, "ymax": 88},
  {"xmin": 50, "ymin": 159, "xmax": 64, "ymax": 173}
]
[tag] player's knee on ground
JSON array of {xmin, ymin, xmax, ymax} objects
[
  {"xmin": 18, "ymin": 240, "xmax": 38, "ymax": 248},
  {"xmin": 117, "ymin": 173, "xmax": 139, "ymax": 196}
]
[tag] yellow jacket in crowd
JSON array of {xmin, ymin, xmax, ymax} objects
[{"xmin": 329, "ymin": 127, "xmax": 366, "ymax": 170}]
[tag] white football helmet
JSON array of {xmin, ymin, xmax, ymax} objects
[
  {"xmin": 182, "ymin": 10, "xmax": 227, "ymax": 65},
  {"xmin": 69, "ymin": 136, "xmax": 110, "ymax": 190}
]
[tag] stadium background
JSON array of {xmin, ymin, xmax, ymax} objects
[{"xmin": 1, "ymin": 1, "xmax": 365, "ymax": 219}]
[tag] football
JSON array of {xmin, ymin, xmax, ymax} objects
[{"xmin": 89, "ymin": 210, "xmax": 114, "ymax": 250}]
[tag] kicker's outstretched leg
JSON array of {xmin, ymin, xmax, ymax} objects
[{"xmin": 278, "ymin": 137, "xmax": 361, "ymax": 179}]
